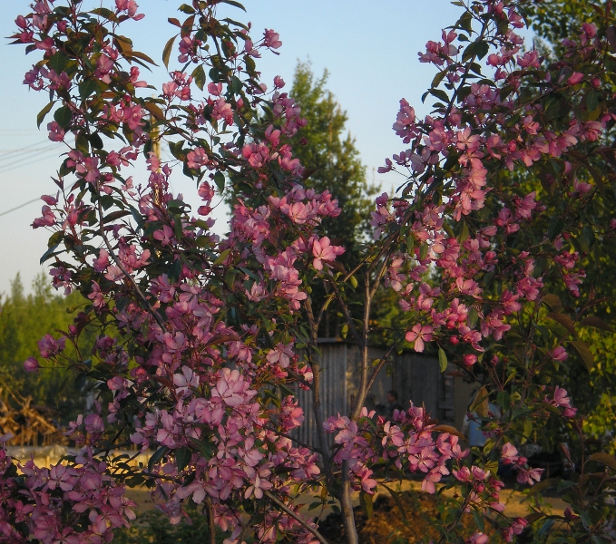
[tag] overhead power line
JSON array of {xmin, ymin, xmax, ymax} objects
[
  {"xmin": 0, "ymin": 149, "xmax": 62, "ymax": 175},
  {"xmin": 0, "ymin": 139, "xmax": 52, "ymax": 160},
  {"xmin": 0, "ymin": 146, "xmax": 58, "ymax": 164},
  {"xmin": 0, "ymin": 198, "xmax": 40, "ymax": 217}
]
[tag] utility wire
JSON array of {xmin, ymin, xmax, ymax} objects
[
  {"xmin": 0, "ymin": 198, "xmax": 40, "ymax": 217},
  {"xmin": 0, "ymin": 139, "xmax": 52, "ymax": 160},
  {"xmin": 0, "ymin": 146, "xmax": 57, "ymax": 162},
  {"xmin": 0, "ymin": 149, "xmax": 62, "ymax": 175}
]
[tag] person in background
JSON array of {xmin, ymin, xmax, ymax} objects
[{"xmin": 385, "ymin": 390, "xmax": 403, "ymax": 420}]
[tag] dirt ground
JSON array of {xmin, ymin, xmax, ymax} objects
[{"xmin": 125, "ymin": 479, "xmax": 567, "ymax": 543}]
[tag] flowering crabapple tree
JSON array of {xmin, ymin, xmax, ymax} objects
[{"xmin": 2, "ymin": 0, "xmax": 616, "ymax": 543}]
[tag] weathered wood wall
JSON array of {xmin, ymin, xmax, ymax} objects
[{"xmin": 293, "ymin": 340, "xmax": 450, "ymax": 448}]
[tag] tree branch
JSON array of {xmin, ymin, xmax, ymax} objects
[{"xmin": 264, "ymin": 491, "xmax": 330, "ymax": 544}]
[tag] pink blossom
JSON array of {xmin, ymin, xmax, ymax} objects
[
  {"xmin": 266, "ymin": 342, "xmax": 294, "ymax": 368},
  {"xmin": 47, "ymin": 120, "xmax": 65, "ymax": 141},
  {"xmin": 38, "ymin": 334, "xmax": 66, "ymax": 359},
  {"xmin": 207, "ymin": 82, "xmax": 222, "ymax": 96},
  {"xmin": 453, "ymin": 466, "xmax": 471, "ymax": 482},
  {"xmin": 567, "ymin": 72, "xmax": 584, "ymax": 85},
  {"xmin": 405, "ymin": 324, "xmax": 433, "ymax": 352},
  {"xmin": 24, "ymin": 357, "xmax": 39, "ymax": 372},
  {"xmin": 263, "ymin": 29, "xmax": 282, "ymax": 49},
  {"xmin": 550, "ymin": 346, "xmax": 568, "ymax": 361},
  {"xmin": 312, "ymin": 236, "xmax": 344, "ymax": 271},
  {"xmin": 463, "ymin": 354, "xmax": 477, "ymax": 366},
  {"xmin": 173, "ymin": 366, "xmax": 199, "ymax": 396},
  {"xmin": 212, "ymin": 98, "xmax": 234, "ymax": 125},
  {"xmin": 516, "ymin": 466, "xmax": 543, "ymax": 486},
  {"xmin": 501, "ymin": 443, "xmax": 519, "ymax": 464},
  {"xmin": 467, "ymin": 532, "xmax": 489, "ymax": 544},
  {"xmin": 187, "ymin": 147, "xmax": 209, "ymax": 169},
  {"xmin": 115, "ymin": 0, "xmax": 144, "ymax": 20}
]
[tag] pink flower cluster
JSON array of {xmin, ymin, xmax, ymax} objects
[
  {"xmin": 0, "ymin": 442, "xmax": 136, "ymax": 544},
  {"xmin": 325, "ymin": 404, "xmax": 470, "ymax": 495}
]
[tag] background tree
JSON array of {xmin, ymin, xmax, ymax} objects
[
  {"xmin": 288, "ymin": 62, "xmax": 376, "ymax": 249},
  {"xmin": 287, "ymin": 62, "xmax": 380, "ymax": 337},
  {"xmin": 0, "ymin": 273, "xmax": 94, "ymax": 424}
]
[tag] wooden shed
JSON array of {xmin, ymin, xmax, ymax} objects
[{"xmin": 293, "ymin": 339, "xmax": 454, "ymax": 448}]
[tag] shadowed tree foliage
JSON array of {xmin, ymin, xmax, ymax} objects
[
  {"xmin": 523, "ymin": 0, "xmax": 605, "ymax": 44},
  {"xmin": 514, "ymin": 0, "xmax": 616, "ymax": 454}
]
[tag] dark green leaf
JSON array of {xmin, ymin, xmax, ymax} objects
[
  {"xmin": 380, "ymin": 483, "xmax": 409, "ymax": 525},
  {"xmin": 586, "ymin": 89, "xmax": 599, "ymax": 113},
  {"xmin": 429, "ymin": 88, "xmax": 450, "ymax": 102},
  {"xmin": 457, "ymin": 11, "xmax": 473, "ymax": 33},
  {"xmin": 53, "ymin": 106, "xmax": 72, "ymax": 129},
  {"xmin": 91, "ymin": 7, "xmax": 116, "ymax": 19},
  {"xmin": 607, "ymin": 25, "xmax": 616, "ymax": 52},
  {"xmin": 570, "ymin": 340, "xmax": 595, "ymax": 371},
  {"xmin": 359, "ymin": 491, "xmax": 373, "ymax": 519},
  {"xmin": 148, "ymin": 446, "xmax": 169, "ymax": 473},
  {"xmin": 214, "ymin": 171, "xmax": 225, "ymax": 192},
  {"xmin": 79, "ymin": 79, "xmax": 100, "ymax": 99},
  {"xmin": 431, "ymin": 70, "xmax": 447, "ymax": 88},
  {"xmin": 546, "ymin": 312, "xmax": 575, "ymax": 333},
  {"xmin": 556, "ymin": 479, "xmax": 577, "ymax": 493},
  {"xmin": 588, "ymin": 452, "xmax": 616, "ymax": 470},
  {"xmin": 75, "ymin": 132, "xmax": 90, "ymax": 153},
  {"xmin": 162, "ymin": 35, "xmax": 177, "ymax": 69},
  {"xmin": 37, "ymin": 102, "xmax": 55, "ymax": 129},
  {"xmin": 472, "ymin": 510, "xmax": 485, "ymax": 532},
  {"xmin": 219, "ymin": 0, "xmax": 246, "ymax": 11},
  {"xmin": 528, "ymin": 478, "xmax": 559, "ymax": 495},
  {"xmin": 48, "ymin": 51, "xmax": 70, "ymax": 74},
  {"xmin": 192, "ymin": 65, "xmax": 206, "ymax": 91},
  {"xmin": 175, "ymin": 447, "xmax": 192, "ymax": 472},
  {"xmin": 579, "ymin": 316, "xmax": 613, "ymax": 332},
  {"xmin": 88, "ymin": 132, "xmax": 104, "ymax": 150},
  {"xmin": 462, "ymin": 39, "xmax": 489, "ymax": 62},
  {"xmin": 214, "ymin": 249, "xmax": 230, "ymax": 266},
  {"xmin": 470, "ymin": 386, "xmax": 489, "ymax": 417},
  {"xmin": 178, "ymin": 4, "xmax": 196, "ymax": 14},
  {"xmin": 40, "ymin": 244, "xmax": 60, "ymax": 265},
  {"xmin": 542, "ymin": 294, "xmax": 563, "ymax": 312},
  {"xmin": 143, "ymin": 102, "xmax": 165, "ymax": 121},
  {"xmin": 129, "ymin": 50, "xmax": 157, "ymax": 66},
  {"xmin": 102, "ymin": 210, "xmax": 131, "ymax": 224},
  {"xmin": 547, "ymin": 216, "xmax": 564, "ymax": 240}
]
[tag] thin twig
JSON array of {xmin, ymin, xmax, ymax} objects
[
  {"xmin": 263, "ymin": 491, "xmax": 330, "ymax": 544},
  {"xmin": 95, "ymin": 182, "xmax": 166, "ymax": 329},
  {"xmin": 329, "ymin": 280, "xmax": 363, "ymax": 348}
]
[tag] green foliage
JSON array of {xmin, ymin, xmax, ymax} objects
[
  {"xmin": 112, "ymin": 504, "xmax": 231, "ymax": 544},
  {"xmin": 503, "ymin": 0, "xmax": 616, "ymax": 455},
  {"xmin": 0, "ymin": 273, "xmax": 94, "ymax": 423},
  {"xmin": 523, "ymin": 0, "xmax": 603, "ymax": 44},
  {"xmin": 578, "ymin": 328, "xmax": 616, "ymax": 453}
]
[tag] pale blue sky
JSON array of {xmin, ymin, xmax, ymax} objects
[{"xmin": 0, "ymin": 0, "xmax": 464, "ymax": 295}]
